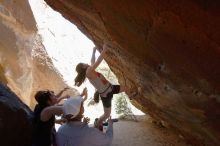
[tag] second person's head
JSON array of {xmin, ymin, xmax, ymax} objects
[
  {"xmin": 34, "ymin": 90, "xmax": 57, "ymax": 106},
  {"xmin": 63, "ymin": 96, "xmax": 84, "ymax": 122}
]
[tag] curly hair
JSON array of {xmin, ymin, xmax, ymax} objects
[{"xmin": 34, "ymin": 90, "xmax": 51, "ymax": 105}]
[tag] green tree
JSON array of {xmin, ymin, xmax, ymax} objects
[{"xmin": 115, "ymin": 94, "xmax": 137, "ymax": 121}]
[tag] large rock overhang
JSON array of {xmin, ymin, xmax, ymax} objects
[{"xmin": 45, "ymin": 0, "xmax": 220, "ymax": 145}]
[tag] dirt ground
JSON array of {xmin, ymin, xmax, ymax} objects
[{"xmin": 111, "ymin": 115, "xmax": 190, "ymax": 146}]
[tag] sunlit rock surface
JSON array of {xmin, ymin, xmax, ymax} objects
[
  {"xmin": 0, "ymin": 82, "xmax": 33, "ymax": 146},
  {"xmin": 45, "ymin": 0, "xmax": 220, "ymax": 145},
  {"xmin": 0, "ymin": 0, "xmax": 76, "ymax": 109}
]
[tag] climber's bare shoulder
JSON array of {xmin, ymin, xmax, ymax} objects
[{"xmin": 86, "ymin": 66, "xmax": 96, "ymax": 79}]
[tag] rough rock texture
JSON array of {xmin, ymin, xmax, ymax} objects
[
  {"xmin": 0, "ymin": 0, "xmax": 77, "ymax": 109},
  {"xmin": 45, "ymin": 0, "xmax": 220, "ymax": 145},
  {"xmin": 0, "ymin": 82, "xmax": 33, "ymax": 146}
]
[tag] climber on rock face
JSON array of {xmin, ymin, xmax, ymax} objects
[{"xmin": 74, "ymin": 43, "xmax": 140, "ymax": 130}]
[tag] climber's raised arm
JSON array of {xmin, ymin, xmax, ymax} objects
[
  {"xmin": 91, "ymin": 47, "xmax": 97, "ymax": 65},
  {"xmin": 89, "ymin": 45, "xmax": 107, "ymax": 70}
]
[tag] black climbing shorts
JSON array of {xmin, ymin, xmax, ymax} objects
[{"xmin": 100, "ymin": 85, "xmax": 120, "ymax": 108}]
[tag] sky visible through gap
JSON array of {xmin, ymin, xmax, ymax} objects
[{"xmin": 29, "ymin": 0, "xmax": 144, "ymax": 125}]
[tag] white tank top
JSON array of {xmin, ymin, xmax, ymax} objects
[{"xmin": 89, "ymin": 72, "xmax": 111, "ymax": 94}]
